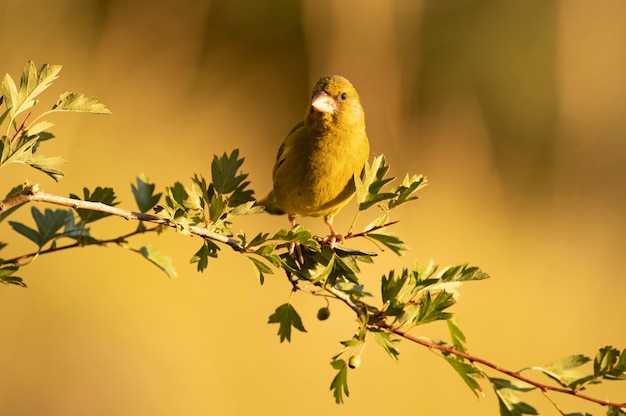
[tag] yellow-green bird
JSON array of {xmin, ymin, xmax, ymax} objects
[{"xmin": 259, "ymin": 75, "xmax": 370, "ymax": 245}]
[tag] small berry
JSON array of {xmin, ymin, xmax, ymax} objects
[
  {"xmin": 348, "ymin": 355, "xmax": 361, "ymax": 369},
  {"xmin": 317, "ymin": 307, "xmax": 331, "ymax": 321}
]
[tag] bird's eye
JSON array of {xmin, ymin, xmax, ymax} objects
[{"xmin": 340, "ymin": 92, "xmax": 347, "ymax": 101}]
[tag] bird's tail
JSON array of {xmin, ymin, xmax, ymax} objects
[{"xmin": 256, "ymin": 191, "xmax": 285, "ymax": 215}]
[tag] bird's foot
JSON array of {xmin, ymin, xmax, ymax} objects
[
  {"xmin": 323, "ymin": 232, "xmax": 344, "ymax": 249},
  {"xmin": 289, "ymin": 241, "xmax": 304, "ymax": 264}
]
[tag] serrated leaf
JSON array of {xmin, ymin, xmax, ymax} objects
[
  {"xmin": 534, "ymin": 355, "xmax": 592, "ymax": 388},
  {"xmin": 9, "ymin": 207, "xmax": 69, "ymax": 248},
  {"xmin": 246, "ymin": 232, "xmax": 269, "ymax": 248},
  {"xmin": 447, "ymin": 317, "xmax": 467, "ymax": 353},
  {"xmin": 254, "ymin": 244, "xmax": 281, "ymax": 267},
  {"xmin": 208, "ymin": 194, "xmax": 227, "ymax": 223},
  {"xmin": 330, "ymin": 359, "xmax": 350, "ymax": 404},
  {"xmin": 27, "ymin": 121, "xmax": 54, "ymax": 135},
  {"xmin": 355, "ymin": 155, "xmax": 397, "ymax": 211},
  {"xmin": 165, "ymin": 182, "xmax": 188, "ymax": 211},
  {"xmin": 62, "ymin": 211, "xmax": 92, "ymax": 242},
  {"xmin": 52, "ymin": 92, "xmax": 111, "ymax": 114},
  {"xmin": 388, "ymin": 173, "xmax": 426, "ymax": 209},
  {"xmin": 135, "ymin": 244, "xmax": 177, "ymax": 278},
  {"xmin": 0, "ymin": 265, "xmax": 26, "ymax": 287},
  {"xmin": 229, "ymin": 200, "xmax": 264, "ymax": 216},
  {"xmin": 248, "ymin": 255, "xmax": 273, "ymax": 284},
  {"xmin": 490, "ymin": 378, "xmax": 537, "ymax": 416},
  {"xmin": 367, "ymin": 231, "xmax": 408, "ymax": 255},
  {"xmin": 415, "ymin": 290, "xmax": 456, "ymax": 325},
  {"xmin": 190, "ymin": 240, "xmax": 220, "ymax": 273},
  {"xmin": 8, "ymin": 222, "xmax": 40, "ymax": 245},
  {"xmin": 23, "ymin": 153, "xmax": 65, "ymax": 181},
  {"xmin": 444, "ymin": 356, "xmax": 484, "ymax": 397},
  {"xmin": 381, "ymin": 268, "xmax": 411, "ymax": 305},
  {"xmin": 131, "ymin": 175, "xmax": 162, "ymax": 213},
  {"xmin": 595, "ymin": 346, "xmax": 620, "ymax": 377},
  {"xmin": 272, "ymin": 225, "xmax": 318, "ymax": 249},
  {"xmin": 2, "ymin": 73, "xmax": 19, "ymax": 116},
  {"xmin": 267, "ymin": 303, "xmax": 307, "ymax": 343},
  {"xmin": 70, "ymin": 187, "xmax": 118, "ymax": 223},
  {"xmin": 369, "ymin": 328, "xmax": 400, "ymax": 361},
  {"xmin": 607, "ymin": 406, "xmax": 626, "ymax": 416},
  {"xmin": 439, "ymin": 263, "xmax": 490, "ymax": 282},
  {"xmin": 211, "ymin": 149, "xmax": 246, "ymax": 194}
]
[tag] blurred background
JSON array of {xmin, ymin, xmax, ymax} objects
[{"xmin": 1, "ymin": 0, "xmax": 625, "ymax": 415}]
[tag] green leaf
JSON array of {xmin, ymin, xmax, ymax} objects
[
  {"xmin": 208, "ymin": 194, "xmax": 227, "ymax": 223},
  {"xmin": 447, "ymin": 317, "xmax": 467, "ymax": 353},
  {"xmin": 388, "ymin": 174, "xmax": 427, "ymax": 209},
  {"xmin": 164, "ymin": 182, "xmax": 188, "ymax": 217},
  {"xmin": 534, "ymin": 355, "xmax": 593, "ymax": 389},
  {"xmin": 415, "ymin": 291, "xmax": 456, "ymax": 325},
  {"xmin": 8, "ymin": 222, "xmax": 39, "ymax": 245},
  {"xmin": 245, "ymin": 232, "xmax": 269, "ymax": 248},
  {"xmin": 23, "ymin": 153, "xmax": 65, "ymax": 181},
  {"xmin": 367, "ymin": 231, "xmax": 408, "ymax": 255},
  {"xmin": 489, "ymin": 377, "xmax": 539, "ymax": 416},
  {"xmin": 134, "ymin": 244, "xmax": 177, "ymax": 278},
  {"xmin": 369, "ymin": 328, "xmax": 400, "ymax": 361},
  {"xmin": 229, "ymin": 200, "xmax": 264, "ymax": 216},
  {"xmin": 62, "ymin": 211, "xmax": 92, "ymax": 242},
  {"xmin": 211, "ymin": 149, "xmax": 245, "ymax": 194},
  {"xmin": 190, "ymin": 240, "xmax": 220, "ymax": 273},
  {"xmin": 70, "ymin": 187, "xmax": 118, "ymax": 223},
  {"xmin": 490, "ymin": 378, "xmax": 537, "ymax": 416},
  {"xmin": 267, "ymin": 303, "xmax": 307, "ymax": 343},
  {"xmin": 52, "ymin": 92, "xmax": 111, "ymax": 114},
  {"xmin": 607, "ymin": 406, "xmax": 626, "ymax": 416},
  {"xmin": 439, "ymin": 263, "xmax": 490, "ymax": 282},
  {"xmin": 247, "ymin": 256, "xmax": 273, "ymax": 284},
  {"xmin": 329, "ymin": 359, "xmax": 350, "ymax": 404},
  {"xmin": 3, "ymin": 62, "xmax": 62, "ymax": 121},
  {"xmin": 355, "ymin": 155, "xmax": 397, "ymax": 210},
  {"xmin": 272, "ymin": 225, "xmax": 318, "ymax": 249},
  {"xmin": 0, "ymin": 264, "xmax": 26, "ymax": 287},
  {"xmin": 131, "ymin": 174, "xmax": 162, "ymax": 213},
  {"xmin": 444, "ymin": 356, "xmax": 484, "ymax": 397},
  {"xmin": 210, "ymin": 149, "xmax": 254, "ymax": 206},
  {"xmin": 9, "ymin": 207, "xmax": 69, "ymax": 248},
  {"xmin": 591, "ymin": 346, "xmax": 626, "ymax": 382},
  {"xmin": 254, "ymin": 243, "xmax": 281, "ymax": 267},
  {"xmin": 381, "ymin": 268, "xmax": 407, "ymax": 302}
]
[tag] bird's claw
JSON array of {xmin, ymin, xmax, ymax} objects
[
  {"xmin": 289, "ymin": 241, "xmax": 304, "ymax": 264},
  {"xmin": 323, "ymin": 233, "xmax": 344, "ymax": 249}
]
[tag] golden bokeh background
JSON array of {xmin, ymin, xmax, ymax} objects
[{"xmin": 1, "ymin": 1, "xmax": 625, "ymax": 415}]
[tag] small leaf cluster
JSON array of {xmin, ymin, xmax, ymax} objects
[
  {"xmin": 1, "ymin": 177, "xmax": 166, "ymax": 285},
  {"xmin": 327, "ymin": 261, "xmax": 489, "ymax": 403},
  {"xmin": 156, "ymin": 149, "xmax": 262, "ymax": 272},
  {"xmin": 0, "ymin": 61, "xmax": 110, "ymax": 180},
  {"xmin": 485, "ymin": 346, "xmax": 626, "ymax": 416}
]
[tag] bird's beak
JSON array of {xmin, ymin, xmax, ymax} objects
[{"xmin": 311, "ymin": 91, "xmax": 336, "ymax": 114}]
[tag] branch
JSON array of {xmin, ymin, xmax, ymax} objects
[
  {"xmin": 4, "ymin": 224, "xmax": 162, "ymax": 266},
  {"xmin": 1, "ymin": 184, "xmax": 244, "ymax": 252},
  {"xmin": 380, "ymin": 324, "xmax": 626, "ymax": 410}
]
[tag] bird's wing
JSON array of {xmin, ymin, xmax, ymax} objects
[{"xmin": 272, "ymin": 121, "xmax": 305, "ymax": 180}]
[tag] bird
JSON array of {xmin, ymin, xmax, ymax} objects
[{"xmin": 258, "ymin": 75, "xmax": 370, "ymax": 247}]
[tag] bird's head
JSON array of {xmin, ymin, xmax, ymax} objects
[{"xmin": 305, "ymin": 75, "xmax": 365, "ymax": 132}]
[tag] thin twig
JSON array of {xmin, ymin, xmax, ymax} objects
[
  {"xmin": 0, "ymin": 184, "xmax": 244, "ymax": 252},
  {"xmin": 380, "ymin": 324, "xmax": 626, "ymax": 410},
  {"xmin": 4, "ymin": 225, "xmax": 162, "ymax": 266}
]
